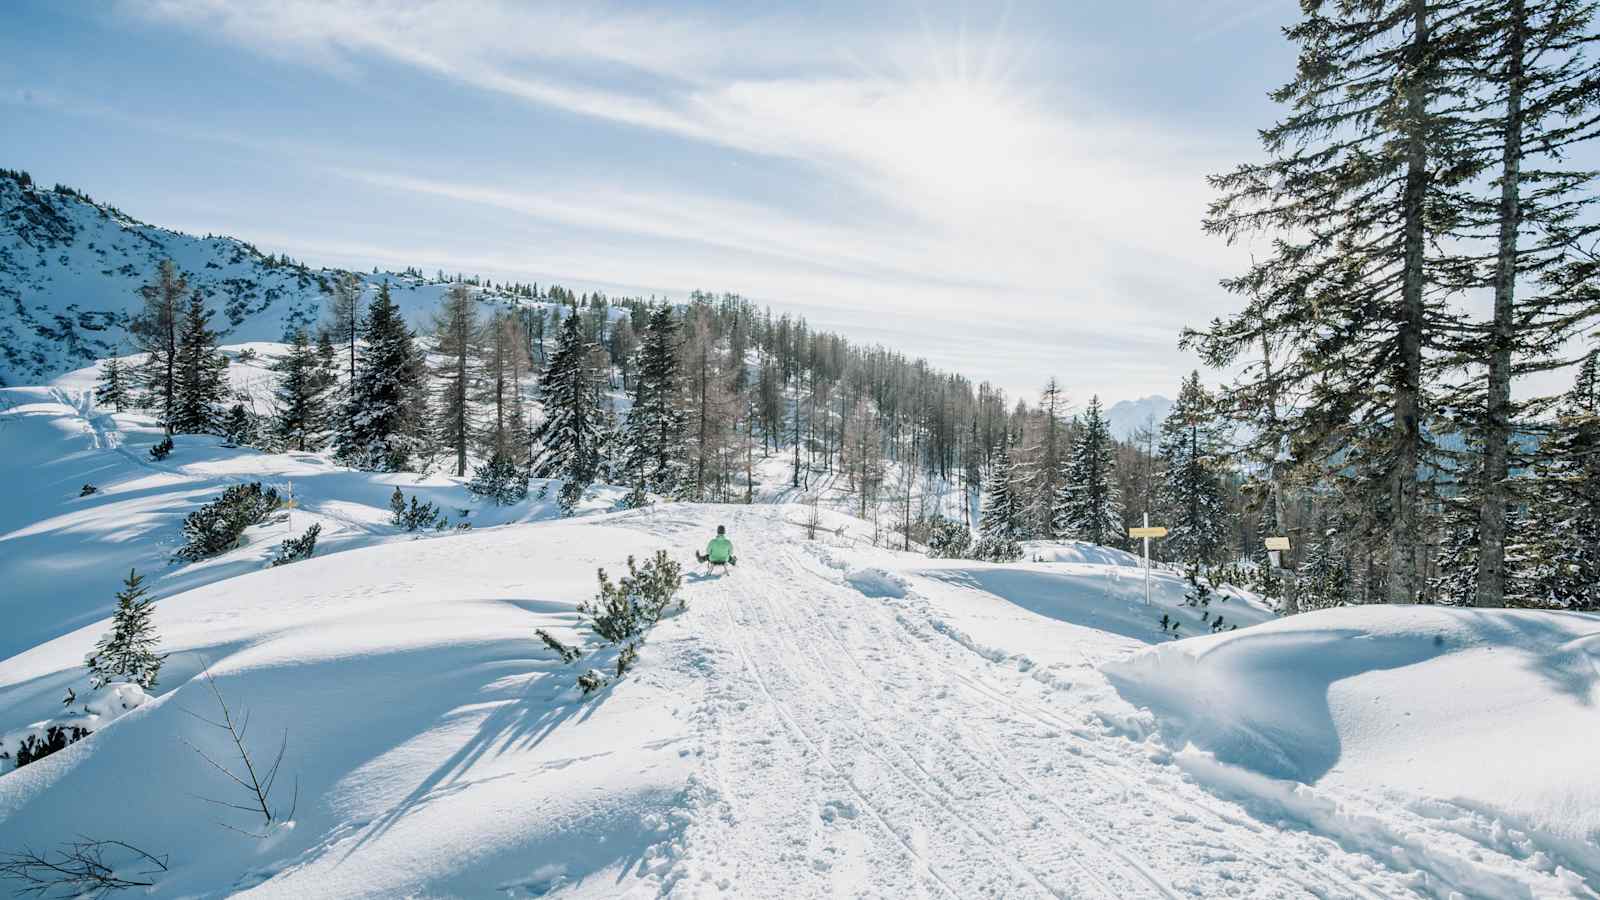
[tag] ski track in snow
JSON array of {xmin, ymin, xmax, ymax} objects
[{"xmin": 624, "ymin": 508, "xmax": 1456, "ymax": 899}]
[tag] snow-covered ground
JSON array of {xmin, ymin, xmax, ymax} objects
[{"xmin": 2, "ymin": 372, "xmax": 1597, "ymax": 897}]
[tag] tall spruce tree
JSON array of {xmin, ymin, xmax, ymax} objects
[
  {"xmin": 433, "ymin": 285, "xmax": 480, "ymax": 477},
  {"xmin": 530, "ymin": 313, "xmax": 605, "ymax": 510},
  {"xmin": 1519, "ymin": 352, "xmax": 1600, "ymax": 609},
  {"xmin": 1055, "ymin": 395, "xmax": 1123, "ymax": 547},
  {"xmin": 129, "ymin": 260, "xmax": 187, "ymax": 432},
  {"xmin": 1447, "ymin": 0, "xmax": 1600, "ymax": 607},
  {"xmin": 335, "ymin": 281, "xmax": 430, "ymax": 471},
  {"xmin": 1156, "ymin": 373, "xmax": 1227, "ymax": 565},
  {"xmin": 976, "ymin": 440, "xmax": 1024, "ymax": 559},
  {"xmin": 1190, "ymin": 0, "xmax": 1482, "ymax": 603},
  {"xmin": 87, "ymin": 569, "xmax": 163, "ymax": 690},
  {"xmin": 171, "ymin": 289, "xmax": 228, "ymax": 435},
  {"xmin": 621, "ymin": 305, "xmax": 688, "ymax": 497},
  {"xmin": 272, "ymin": 328, "xmax": 329, "ymax": 452}
]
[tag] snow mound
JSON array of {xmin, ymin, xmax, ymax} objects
[
  {"xmin": 1019, "ymin": 540, "xmax": 1145, "ymax": 568},
  {"xmin": 1105, "ymin": 605, "xmax": 1600, "ymax": 884},
  {"xmin": 843, "ymin": 567, "xmax": 909, "ymax": 599}
]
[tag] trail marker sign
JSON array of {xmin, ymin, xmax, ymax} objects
[
  {"xmin": 1128, "ymin": 515, "xmax": 1166, "ymax": 605},
  {"xmin": 1264, "ymin": 536, "xmax": 1291, "ymax": 551}
]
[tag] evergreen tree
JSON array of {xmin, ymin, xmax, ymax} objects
[
  {"xmin": 1519, "ymin": 352, "xmax": 1600, "ymax": 609},
  {"xmin": 1022, "ymin": 379, "xmax": 1069, "ymax": 537},
  {"xmin": 433, "ymin": 285, "xmax": 480, "ymax": 477},
  {"xmin": 221, "ymin": 402, "xmax": 253, "ymax": 446},
  {"xmin": 1156, "ymin": 373, "xmax": 1227, "ymax": 565},
  {"xmin": 335, "ymin": 281, "xmax": 430, "ymax": 471},
  {"xmin": 1297, "ymin": 518, "xmax": 1352, "ymax": 612},
  {"xmin": 1450, "ymin": 0, "xmax": 1600, "ymax": 607},
  {"xmin": 94, "ymin": 355, "xmax": 130, "ymax": 412},
  {"xmin": 530, "ymin": 313, "xmax": 605, "ymax": 511},
  {"xmin": 272, "ymin": 329, "xmax": 329, "ymax": 452},
  {"xmin": 621, "ymin": 305, "xmax": 688, "ymax": 496},
  {"xmin": 170, "ymin": 289, "xmax": 228, "ymax": 435},
  {"xmin": 1055, "ymin": 395, "xmax": 1123, "ymax": 546},
  {"xmin": 975, "ymin": 441, "xmax": 1024, "ymax": 559},
  {"xmin": 87, "ymin": 569, "xmax": 163, "ymax": 690},
  {"xmin": 129, "ymin": 260, "xmax": 187, "ymax": 431},
  {"xmin": 1191, "ymin": 0, "xmax": 1482, "ymax": 603}
]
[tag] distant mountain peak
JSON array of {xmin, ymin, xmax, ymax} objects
[{"xmin": 1105, "ymin": 395, "xmax": 1172, "ymax": 441}]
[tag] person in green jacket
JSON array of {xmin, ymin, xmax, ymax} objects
[{"xmin": 696, "ymin": 525, "xmax": 736, "ymax": 567}]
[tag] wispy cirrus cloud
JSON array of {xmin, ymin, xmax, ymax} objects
[{"xmin": 114, "ymin": 0, "xmax": 1256, "ymax": 398}]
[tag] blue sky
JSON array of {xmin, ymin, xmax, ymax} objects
[{"xmin": 2, "ymin": 0, "xmax": 1298, "ymax": 405}]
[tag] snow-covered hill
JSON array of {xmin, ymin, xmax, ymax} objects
[
  {"xmin": 2, "ymin": 498, "xmax": 1593, "ymax": 897},
  {"xmin": 0, "ymin": 171, "xmax": 526, "ymax": 387}
]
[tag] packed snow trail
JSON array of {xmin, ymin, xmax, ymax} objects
[{"xmin": 632, "ymin": 506, "xmax": 1427, "ymax": 899}]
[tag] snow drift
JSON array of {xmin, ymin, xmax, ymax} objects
[{"xmin": 1105, "ymin": 605, "xmax": 1600, "ymax": 889}]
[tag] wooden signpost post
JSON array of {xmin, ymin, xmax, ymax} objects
[{"xmin": 1127, "ymin": 514, "xmax": 1168, "ymax": 606}]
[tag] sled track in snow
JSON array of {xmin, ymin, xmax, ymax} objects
[{"xmin": 625, "ymin": 508, "xmax": 1568, "ymax": 898}]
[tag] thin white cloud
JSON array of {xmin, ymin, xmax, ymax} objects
[{"xmin": 119, "ymin": 0, "xmax": 1251, "ymax": 399}]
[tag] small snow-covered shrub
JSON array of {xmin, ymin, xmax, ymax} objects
[
  {"xmin": 616, "ymin": 642, "xmax": 639, "ymax": 678},
  {"xmin": 971, "ymin": 534, "xmax": 1022, "ymax": 562},
  {"xmin": 14, "ymin": 724, "xmax": 92, "ymax": 769},
  {"xmin": 79, "ymin": 483, "xmax": 98, "ymax": 497},
  {"xmin": 269, "ymin": 523, "xmax": 321, "ymax": 567},
  {"xmin": 577, "ymin": 669, "xmax": 607, "ymax": 695},
  {"xmin": 389, "ymin": 487, "xmax": 444, "ymax": 531},
  {"xmin": 175, "ymin": 482, "xmax": 282, "ymax": 561},
  {"xmin": 580, "ymin": 551, "xmax": 685, "ymax": 644},
  {"xmin": 467, "ymin": 452, "xmax": 527, "ymax": 505},
  {"xmin": 148, "ymin": 436, "xmax": 173, "ymax": 460},
  {"xmin": 535, "ymin": 628, "xmax": 580, "ymax": 663},
  {"xmin": 926, "ymin": 516, "xmax": 972, "ymax": 559}
]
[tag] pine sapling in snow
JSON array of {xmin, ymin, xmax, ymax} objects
[
  {"xmin": 87, "ymin": 569, "xmax": 164, "ymax": 690},
  {"xmin": 535, "ymin": 628, "xmax": 581, "ymax": 664},
  {"xmin": 148, "ymin": 436, "xmax": 173, "ymax": 460},
  {"xmin": 269, "ymin": 524, "xmax": 321, "ymax": 567},
  {"xmin": 174, "ymin": 482, "xmax": 283, "ymax": 561}
]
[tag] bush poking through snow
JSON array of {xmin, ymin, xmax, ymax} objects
[
  {"xmin": 467, "ymin": 452, "xmax": 527, "ymax": 505},
  {"xmin": 577, "ymin": 669, "xmax": 607, "ymax": 695},
  {"xmin": 1183, "ymin": 564, "xmax": 1214, "ymax": 608},
  {"xmin": 616, "ymin": 642, "xmax": 639, "ymax": 678},
  {"xmin": 579, "ymin": 551, "xmax": 684, "ymax": 644},
  {"xmin": 971, "ymin": 534, "xmax": 1023, "ymax": 562},
  {"xmin": 174, "ymin": 482, "xmax": 282, "ymax": 561},
  {"xmin": 535, "ymin": 628, "xmax": 581, "ymax": 664},
  {"xmin": 148, "ymin": 436, "xmax": 173, "ymax": 460},
  {"xmin": 14, "ymin": 724, "xmax": 92, "ymax": 769},
  {"xmin": 0, "ymin": 838, "xmax": 168, "ymax": 896},
  {"xmin": 389, "ymin": 487, "xmax": 445, "ymax": 531},
  {"xmin": 87, "ymin": 569, "xmax": 164, "ymax": 690},
  {"xmin": 179, "ymin": 668, "xmax": 297, "ymax": 838},
  {"xmin": 269, "ymin": 524, "xmax": 321, "ymax": 567},
  {"xmin": 925, "ymin": 516, "xmax": 972, "ymax": 559}
]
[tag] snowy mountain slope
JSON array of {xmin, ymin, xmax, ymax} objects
[
  {"xmin": 1105, "ymin": 394, "xmax": 1172, "ymax": 441},
  {"xmin": 3, "ymin": 500, "xmax": 1592, "ymax": 897},
  {"xmin": 0, "ymin": 172, "xmax": 533, "ymax": 387},
  {"xmin": 0, "ymin": 360, "xmax": 625, "ymax": 660}
]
